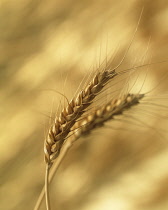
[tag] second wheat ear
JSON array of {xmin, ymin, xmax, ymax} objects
[{"xmin": 71, "ymin": 93, "xmax": 144, "ymax": 139}]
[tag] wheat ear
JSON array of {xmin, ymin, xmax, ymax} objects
[{"xmin": 44, "ymin": 69, "xmax": 118, "ymax": 168}]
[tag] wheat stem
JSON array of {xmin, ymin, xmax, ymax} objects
[{"xmin": 45, "ymin": 164, "xmax": 51, "ymax": 210}]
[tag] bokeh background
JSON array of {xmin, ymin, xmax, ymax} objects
[{"xmin": 1, "ymin": 0, "xmax": 168, "ymax": 210}]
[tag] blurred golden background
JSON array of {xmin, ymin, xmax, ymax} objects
[{"xmin": 0, "ymin": 0, "xmax": 168, "ymax": 210}]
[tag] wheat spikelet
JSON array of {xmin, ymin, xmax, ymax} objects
[{"xmin": 44, "ymin": 69, "xmax": 118, "ymax": 167}]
